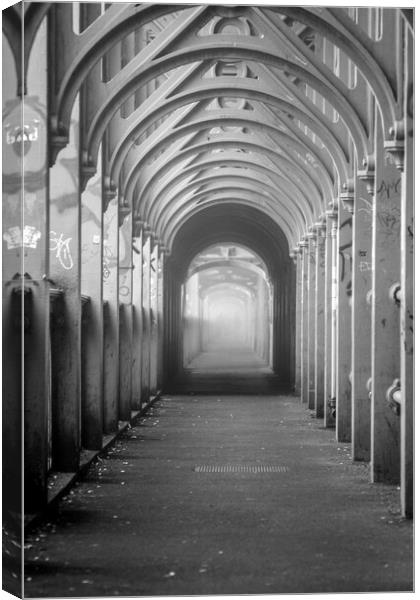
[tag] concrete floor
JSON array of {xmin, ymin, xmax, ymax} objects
[
  {"xmin": 172, "ymin": 348, "xmax": 284, "ymax": 394},
  {"xmin": 186, "ymin": 347, "xmax": 269, "ymax": 371},
  {"xmin": 23, "ymin": 392, "xmax": 413, "ymax": 597}
]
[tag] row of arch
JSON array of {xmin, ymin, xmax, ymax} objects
[
  {"xmin": 3, "ymin": 4, "xmax": 412, "ymax": 251},
  {"xmin": 2, "ymin": 3, "xmax": 413, "ymax": 529}
]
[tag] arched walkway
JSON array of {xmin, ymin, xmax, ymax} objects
[{"xmin": 2, "ymin": 3, "xmax": 414, "ymax": 596}]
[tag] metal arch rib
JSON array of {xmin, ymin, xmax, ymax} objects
[
  {"xmin": 152, "ymin": 176, "xmax": 305, "ymax": 243},
  {"xmin": 147, "ymin": 154, "xmax": 329, "ymax": 229},
  {"xmin": 112, "ymin": 110, "xmax": 334, "ymax": 199},
  {"xmin": 84, "ymin": 44, "xmax": 367, "ymax": 170},
  {"xmin": 111, "ymin": 81, "xmax": 349, "ymax": 187},
  {"xmin": 148, "ymin": 163, "xmax": 309, "ymax": 237},
  {"xmin": 163, "ymin": 195, "xmax": 297, "ymax": 253}
]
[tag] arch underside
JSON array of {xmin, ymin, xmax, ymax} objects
[{"xmin": 30, "ymin": 3, "xmax": 406, "ymax": 259}]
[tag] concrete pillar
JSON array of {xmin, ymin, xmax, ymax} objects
[
  {"xmin": 400, "ymin": 21, "xmax": 413, "ymax": 517},
  {"xmin": 351, "ymin": 175, "xmax": 373, "ymax": 461},
  {"xmin": 118, "ymin": 209, "xmax": 133, "ymax": 421},
  {"xmin": 80, "ymin": 149, "xmax": 103, "ymax": 450},
  {"xmin": 336, "ymin": 196, "xmax": 353, "ymax": 442},
  {"xmin": 293, "ymin": 251, "xmax": 302, "ymax": 395},
  {"xmin": 141, "ymin": 234, "xmax": 151, "ymax": 402},
  {"xmin": 149, "ymin": 240, "xmax": 159, "ymax": 394},
  {"xmin": 5, "ymin": 19, "xmax": 50, "ymax": 511},
  {"xmin": 131, "ymin": 228, "xmax": 143, "ymax": 410},
  {"xmin": 314, "ymin": 224, "xmax": 326, "ymax": 418},
  {"xmin": 49, "ymin": 96, "xmax": 81, "ymax": 472},
  {"xmin": 299, "ymin": 241, "xmax": 308, "ymax": 403},
  {"xmin": 103, "ymin": 196, "xmax": 119, "ymax": 433},
  {"xmin": 307, "ymin": 233, "xmax": 316, "ymax": 410},
  {"xmin": 371, "ymin": 106, "xmax": 401, "ymax": 484},
  {"xmin": 327, "ymin": 209, "xmax": 339, "ymax": 427},
  {"xmin": 323, "ymin": 214, "xmax": 334, "ymax": 427},
  {"xmin": 156, "ymin": 248, "xmax": 165, "ymax": 390},
  {"xmin": 3, "ymin": 35, "xmax": 24, "ymax": 516}
]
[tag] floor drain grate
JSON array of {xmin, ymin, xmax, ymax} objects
[{"xmin": 193, "ymin": 465, "xmax": 289, "ymax": 473}]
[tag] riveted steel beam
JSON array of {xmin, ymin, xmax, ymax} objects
[
  {"xmin": 136, "ymin": 137, "xmax": 322, "ymax": 234},
  {"xmin": 133, "ymin": 131, "xmax": 324, "ymax": 221},
  {"xmin": 164, "ymin": 193, "xmax": 296, "ymax": 253},
  {"xmin": 189, "ymin": 259, "xmax": 267, "ymax": 280},
  {"xmin": 51, "ymin": 5, "xmax": 208, "ymax": 141},
  {"xmin": 155, "ymin": 177, "xmax": 299, "ymax": 236},
  {"xmin": 150, "ymin": 153, "xmax": 306, "ymax": 207},
  {"xmin": 118, "ymin": 111, "xmax": 334, "ymax": 204},
  {"xmin": 118, "ymin": 91, "xmax": 347, "ymax": 207},
  {"xmin": 147, "ymin": 157, "xmax": 308, "ymax": 241},
  {"xmin": 90, "ymin": 69, "xmax": 352, "ymax": 181},
  {"xmin": 151, "ymin": 173, "xmax": 303, "ymax": 243},
  {"xmin": 114, "ymin": 105, "xmax": 334, "ymax": 186},
  {"xmin": 134, "ymin": 134, "xmax": 325, "ymax": 216},
  {"xmin": 108, "ymin": 61, "xmax": 206, "ymax": 178},
  {"xmin": 120, "ymin": 79, "xmax": 349, "ymax": 188},
  {"xmin": 274, "ymin": 7, "xmax": 397, "ymax": 131},
  {"xmin": 139, "ymin": 136, "xmax": 323, "ymax": 225},
  {"xmin": 254, "ymin": 7, "xmax": 371, "ymax": 139}
]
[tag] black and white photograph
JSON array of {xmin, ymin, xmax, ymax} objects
[{"xmin": 2, "ymin": 1, "xmax": 414, "ymax": 597}]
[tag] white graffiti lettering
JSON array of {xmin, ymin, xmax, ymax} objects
[{"xmin": 50, "ymin": 231, "xmax": 74, "ymax": 270}]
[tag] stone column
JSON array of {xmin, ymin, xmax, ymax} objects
[
  {"xmin": 156, "ymin": 247, "xmax": 165, "ymax": 391},
  {"xmin": 299, "ymin": 240, "xmax": 309, "ymax": 403},
  {"xmin": 336, "ymin": 187, "xmax": 353, "ymax": 443},
  {"xmin": 307, "ymin": 232, "xmax": 316, "ymax": 410},
  {"xmin": 131, "ymin": 227, "xmax": 143, "ymax": 411},
  {"xmin": 293, "ymin": 249, "xmax": 302, "ymax": 396},
  {"xmin": 118, "ymin": 208, "xmax": 133, "ymax": 421},
  {"xmin": 49, "ymin": 96, "xmax": 81, "ymax": 472},
  {"xmin": 314, "ymin": 222, "xmax": 326, "ymax": 418},
  {"xmin": 5, "ymin": 18, "xmax": 50, "ymax": 512},
  {"xmin": 351, "ymin": 172, "xmax": 374, "ymax": 461},
  {"xmin": 141, "ymin": 233, "xmax": 151, "ymax": 403},
  {"xmin": 329, "ymin": 208, "xmax": 339, "ymax": 427},
  {"xmin": 370, "ymin": 106, "xmax": 401, "ymax": 484},
  {"xmin": 400, "ymin": 20, "xmax": 413, "ymax": 517},
  {"xmin": 323, "ymin": 210, "xmax": 335, "ymax": 428},
  {"xmin": 103, "ymin": 196, "xmax": 119, "ymax": 433},
  {"xmin": 80, "ymin": 147, "xmax": 104, "ymax": 451},
  {"xmin": 149, "ymin": 239, "xmax": 159, "ymax": 394}
]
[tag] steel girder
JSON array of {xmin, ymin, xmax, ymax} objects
[
  {"xmin": 42, "ymin": 4, "xmax": 409, "ymax": 253},
  {"xmin": 147, "ymin": 153, "xmax": 325, "ymax": 221},
  {"xmin": 148, "ymin": 165, "xmax": 307, "ymax": 239},
  {"xmin": 110, "ymin": 79, "xmax": 350, "ymax": 187},
  {"xmin": 136, "ymin": 138, "xmax": 323, "ymax": 241},
  {"xmin": 189, "ymin": 259, "xmax": 268, "ymax": 281},
  {"xmin": 154, "ymin": 178, "xmax": 301, "ymax": 246},
  {"xmin": 115, "ymin": 110, "xmax": 334, "ymax": 197},
  {"xmin": 163, "ymin": 194, "xmax": 297, "ymax": 253},
  {"xmin": 84, "ymin": 45, "xmax": 368, "ymax": 170},
  {"xmin": 49, "ymin": 5, "xmax": 398, "ymax": 155}
]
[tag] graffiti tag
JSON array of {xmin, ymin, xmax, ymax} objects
[
  {"xmin": 3, "ymin": 225, "xmax": 42, "ymax": 249},
  {"xmin": 50, "ymin": 231, "xmax": 74, "ymax": 270}
]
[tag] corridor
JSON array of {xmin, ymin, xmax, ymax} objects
[
  {"xmin": 2, "ymin": 3, "xmax": 414, "ymax": 597},
  {"xmin": 22, "ymin": 395, "xmax": 413, "ymax": 596}
]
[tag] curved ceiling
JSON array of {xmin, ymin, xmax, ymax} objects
[
  {"xmin": 169, "ymin": 204, "xmax": 290, "ymax": 280},
  {"xmin": 9, "ymin": 4, "xmax": 407, "ymax": 258}
]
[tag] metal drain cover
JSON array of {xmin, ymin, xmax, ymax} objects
[{"xmin": 194, "ymin": 465, "xmax": 289, "ymax": 473}]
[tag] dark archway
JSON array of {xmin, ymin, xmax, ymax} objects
[{"xmin": 163, "ymin": 203, "xmax": 295, "ymax": 391}]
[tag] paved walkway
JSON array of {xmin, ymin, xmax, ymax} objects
[
  {"xmin": 24, "ymin": 394, "xmax": 413, "ymax": 597},
  {"xmin": 171, "ymin": 348, "xmax": 284, "ymax": 394}
]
